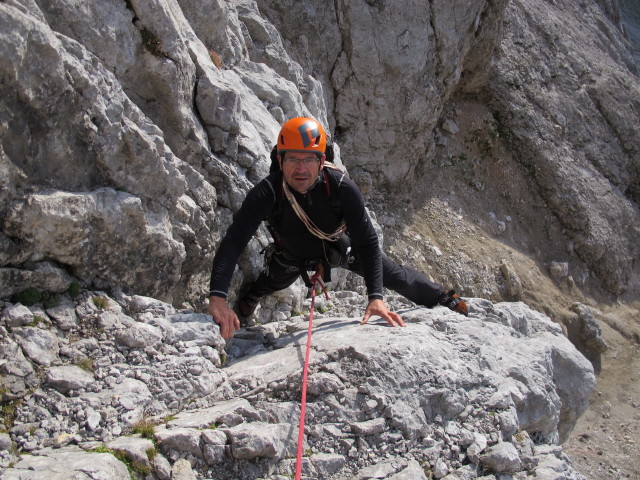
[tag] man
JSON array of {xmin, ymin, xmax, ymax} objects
[{"xmin": 208, "ymin": 117, "xmax": 468, "ymax": 340}]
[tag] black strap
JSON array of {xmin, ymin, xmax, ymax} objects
[{"xmin": 266, "ymin": 246, "xmax": 332, "ymax": 287}]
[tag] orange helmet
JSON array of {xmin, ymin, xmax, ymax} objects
[{"xmin": 276, "ymin": 117, "xmax": 326, "ymax": 156}]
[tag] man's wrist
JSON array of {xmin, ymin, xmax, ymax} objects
[{"xmin": 209, "ymin": 295, "xmax": 227, "ymax": 304}]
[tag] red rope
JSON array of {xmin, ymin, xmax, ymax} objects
[{"xmin": 295, "ymin": 269, "xmax": 328, "ymax": 479}]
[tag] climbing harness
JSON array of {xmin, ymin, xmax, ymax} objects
[{"xmin": 295, "ymin": 266, "xmax": 329, "ymax": 480}]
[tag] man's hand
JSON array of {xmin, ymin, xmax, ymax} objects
[
  {"xmin": 360, "ymin": 298, "xmax": 406, "ymax": 328},
  {"xmin": 208, "ymin": 296, "xmax": 240, "ymax": 340}
]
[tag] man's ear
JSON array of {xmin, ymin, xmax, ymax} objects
[
  {"xmin": 278, "ymin": 154, "xmax": 283, "ymax": 170},
  {"xmin": 319, "ymin": 154, "xmax": 326, "ymax": 169}
]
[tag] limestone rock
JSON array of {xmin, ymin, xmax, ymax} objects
[
  {"xmin": 550, "ymin": 261, "xmax": 570, "ymax": 282},
  {"xmin": 225, "ymin": 422, "xmax": 292, "ymax": 460},
  {"xmin": 2, "ymin": 447, "xmax": 130, "ymax": 480},
  {"xmin": 353, "ymin": 459, "xmax": 430, "ymax": 480},
  {"xmin": 307, "ymin": 371, "xmax": 344, "ymax": 395},
  {"xmin": 488, "ymin": 0, "xmax": 640, "ymax": 296},
  {"xmin": 0, "ymin": 337, "xmax": 37, "ymax": 398},
  {"xmin": 2, "ymin": 0, "xmax": 637, "ymax": 310},
  {"xmin": 45, "ymin": 365, "xmax": 94, "ymax": 393},
  {"xmin": 106, "ymin": 435, "xmax": 155, "ymax": 470},
  {"xmin": 0, "ymin": 263, "xmax": 74, "ymax": 299},
  {"xmin": 0, "ymin": 432, "xmax": 13, "ymax": 451},
  {"xmin": 166, "ymin": 398, "xmax": 268, "ymax": 429},
  {"xmin": 0, "ymin": 0, "xmax": 628, "ymax": 478},
  {"xmin": 0, "ymin": 291, "xmax": 593, "ymax": 479},
  {"xmin": 115, "ymin": 322, "xmax": 163, "ymax": 349},
  {"xmin": 171, "ymin": 458, "xmax": 198, "ymax": 480},
  {"xmin": 45, "ymin": 302, "xmax": 79, "ymax": 331},
  {"xmin": 155, "ymin": 426, "xmax": 203, "ymax": 459},
  {"xmin": 480, "ymin": 441, "xmax": 521, "ymax": 473},
  {"xmin": 564, "ymin": 303, "xmax": 608, "ymax": 373},
  {"xmin": 12, "ymin": 327, "xmax": 59, "ymax": 367},
  {"xmin": 351, "ymin": 418, "xmax": 387, "ymax": 436},
  {"xmin": 3, "ymin": 304, "xmax": 34, "ymax": 328},
  {"xmin": 500, "ymin": 259, "xmax": 523, "ymax": 299}
]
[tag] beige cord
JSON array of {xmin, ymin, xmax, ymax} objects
[{"xmin": 282, "ymin": 177, "xmax": 346, "ymax": 241}]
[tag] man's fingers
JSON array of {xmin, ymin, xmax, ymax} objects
[
  {"xmin": 391, "ymin": 312, "xmax": 406, "ymax": 327},
  {"xmin": 361, "ymin": 300, "xmax": 405, "ymax": 328},
  {"xmin": 383, "ymin": 312, "xmax": 404, "ymax": 327},
  {"xmin": 223, "ymin": 317, "xmax": 235, "ymax": 340},
  {"xmin": 221, "ymin": 322, "xmax": 228, "ymax": 339},
  {"xmin": 208, "ymin": 300, "xmax": 240, "ymax": 340},
  {"xmin": 362, "ymin": 312, "xmax": 406, "ymax": 327},
  {"xmin": 224, "ymin": 315, "xmax": 240, "ymax": 339},
  {"xmin": 218, "ymin": 318, "xmax": 228, "ymax": 339},
  {"xmin": 373, "ymin": 310, "xmax": 406, "ymax": 328},
  {"xmin": 212, "ymin": 314, "xmax": 234, "ymax": 340}
]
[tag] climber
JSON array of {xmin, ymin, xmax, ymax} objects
[{"xmin": 208, "ymin": 117, "xmax": 468, "ymax": 339}]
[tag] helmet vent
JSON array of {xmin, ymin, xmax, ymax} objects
[{"xmin": 277, "ymin": 117, "xmax": 326, "ymax": 154}]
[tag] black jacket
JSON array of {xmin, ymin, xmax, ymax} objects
[{"xmin": 209, "ymin": 168, "xmax": 383, "ymax": 300}]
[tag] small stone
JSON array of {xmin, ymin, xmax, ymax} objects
[{"xmin": 480, "ymin": 442, "xmax": 521, "ymax": 473}]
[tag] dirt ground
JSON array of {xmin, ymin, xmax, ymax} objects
[{"xmin": 563, "ymin": 305, "xmax": 640, "ymax": 480}]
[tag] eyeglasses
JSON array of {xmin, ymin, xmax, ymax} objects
[{"xmin": 283, "ymin": 157, "xmax": 320, "ymax": 165}]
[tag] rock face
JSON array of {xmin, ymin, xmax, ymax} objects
[
  {"xmin": 0, "ymin": 290, "xmax": 594, "ymax": 479},
  {"xmin": 0, "ymin": 1, "xmax": 635, "ymax": 478},
  {"xmin": 2, "ymin": 0, "xmax": 637, "ymax": 307},
  {"xmin": 257, "ymin": 0, "xmax": 509, "ymax": 184},
  {"xmin": 257, "ymin": 0, "xmax": 640, "ymax": 299},
  {"xmin": 0, "ymin": 0, "xmax": 293, "ymax": 305},
  {"xmin": 485, "ymin": 0, "xmax": 640, "ymax": 296}
]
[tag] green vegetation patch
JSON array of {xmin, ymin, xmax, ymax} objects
[
  {"xmin": 74, "ymin": 358, "xmax": 94, "ymax": 373},
  {"xmin": 91, "ymin": 296, "xmax": 109, "ymax": 310},
  {"xmin": 0, "ymin": 398, "xmax": 23, "ymax": 433},
  {"xmin": 68, "ymin": 282, "xmax": 82, "ymax": 299},
  {"xmin": 132, "ymin": 418, "xmax": 156, "ymax": 440},
  {"xmin": 89, "ymin": 445, "xmax": 151, "ymax": 478},
  {"xmin": 11, "ymin": 287, "xmax": 42, "ymax": 306},
  {"xmin": 10, "ymin": 288, "xmax": 60, "ymax": 308}
]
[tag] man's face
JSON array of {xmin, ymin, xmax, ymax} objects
[{"xmin": 280, "ymin": 151, "xmax": 324, "ymax": 194}]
